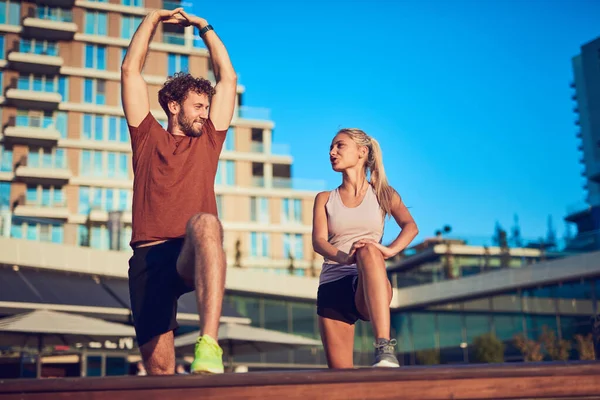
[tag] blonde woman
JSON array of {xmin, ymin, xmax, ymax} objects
[{"xmin": 312, "ymin": 129, "xmax": 418, "ymax": 368}]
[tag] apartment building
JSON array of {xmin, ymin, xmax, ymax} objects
[{"xmin": 0, "ymin": 0, "xmax": 324, "ymax": 276}]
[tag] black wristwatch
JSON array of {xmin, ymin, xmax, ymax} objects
[{"xmin": 199, "ymin": 24, "xmax": 214, "ymax": 37}]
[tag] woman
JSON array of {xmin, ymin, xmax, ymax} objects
[{"xmin": 312, "ymin": 128, "xmax": 418, "ymax": 368}]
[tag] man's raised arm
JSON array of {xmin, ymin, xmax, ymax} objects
[
  {"xmin": 121, "ymin": 8, "xmax": 184, "ymax": 127},
  {"xmin": 180, "ymin": 11, "xmax": 237, "ymax": 131}
]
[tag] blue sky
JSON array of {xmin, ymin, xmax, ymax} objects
[{"xmin": 192, "ymin": 0, "xmax": 599, "ymax": 245}]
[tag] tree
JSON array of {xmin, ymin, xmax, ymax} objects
[
  {"xmin": 545, "ymin": 215, "xmax": 557, "ymax": 249},
  {"xmin": 510, "ymin": 214, "xmax": 523, "ymax": 248},
  {"xmin": 539, "ymin": 326, "xmax": 571, "ymax": 361},
  {"xmin": 574, "ymin": 334, "xmax": 595, "ymax": 360},
  {"xmin": 472, "ymin": 333, "xmax": 505, "ymax": 363},
  {"xmin": 513, "ymin": 333, "xmax": 543, "ymax": 362},
  {"xmin": 492, "ymin": 221, "xmax": 504, "ymax": 246}
]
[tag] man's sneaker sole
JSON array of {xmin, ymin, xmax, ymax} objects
[
  {"xmin": 372, "ymin": 359, "xmax": 400, "ymax": 368},
  {"xmin": 190, "ymin": 365, "xmax": 224, "ymax": 374}
]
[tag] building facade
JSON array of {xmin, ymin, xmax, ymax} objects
[
  {"xmin": 566, "ymin": 36, "xmax": 600, "ymax": 251},
  {"xmin": 0, "ymin": 0, "xmax": 324, "ymax": 277}
]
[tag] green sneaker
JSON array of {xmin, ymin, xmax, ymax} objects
[{"xmin": 190, "ymin": 334, "xmax": 224, "ymax": 374}]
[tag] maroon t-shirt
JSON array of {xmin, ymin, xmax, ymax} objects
[{"xmin": 128, "ymin": 113, "xmax": 226, "ymax": 248}]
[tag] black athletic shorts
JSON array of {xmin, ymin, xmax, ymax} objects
[
  {"xmin": 317, "ymin": 275, "xmax": 369, "ymax": 325},
  {"xmin": 128, "ymin": 238, "xmax": 194, "ymax": 347}
]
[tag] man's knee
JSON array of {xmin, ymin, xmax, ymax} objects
[
  {"xmin": 186, "ymin": 212, "xmax": 223, "ymax": 239},
  {"xmin": 139, "ymin": 336, "xmax": 175, "ymax": 375}
]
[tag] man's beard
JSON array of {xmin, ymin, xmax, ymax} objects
[{"xmin": 178, "ymin": 111, "xmax": 206, "ymax": 137}]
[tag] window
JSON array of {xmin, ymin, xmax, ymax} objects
[
  {"xmin": 283, "ymin": 233, "xmax": 304, "ymax": 259},
  {"xmin": 80, "ymin": 150, "xmax": 129, "ymax": 178},
  {"xmin": 121, "ymin": 15, "xmax": 142, "ymax": 39},
  {"xmin": 37, "ymin": 6, "xmax": 72, "ymax": 22},
  {"xmin": 18, "ymin": 74, "xmax": 67, "ymax": 97},
  {"xmin": 27, "ymin": 147, "xmax": 66, "ymax": 169},
  {"xmin": 25, "ymin": 185, "xmax": 64, "ymax": 207},
  {"xmin": 84, "ymin": 11, "xmax": 108, "ymax": 35},
  {"xmin": 167, "ymin": 53, "xmax": 189, "ymax": 76},
  {"xmin": 91, "ymin": 225, "xmax": 109, "ymax": 250},
  {"xmin": 249, "ymin": 232, "xmax": 269, "ymax": 258},
  {"xmin": 82, "ymin": 115, "xmax": 128, "ymax": 143},
  {"xmin": 282, "ymin": 198, "xmax": 302, "ymax": 223},
  {"xmin": 79, "ymin": 186, "xmax": 132, "ymax": 214},
  {"xmin": 17, "ymin": 110, "xmax": 66, "ymax": 138},
  {"xmin": 0, "ymin": 1, "xmax": 21, "ymax": 26},
  {"xmin": 215, "ymin": 160, "xmax": 235, "ymax": 186},
  {"xmin": 0, "ymin": 182, "xmax": 10, "ymax": 210},
  {"xmin": 83, "ymin": 79, "xmax": 106, "ymax": 105},
  {"xmin": 0, "ymin": 35, "xmax": 4, "ymax": 59},
  {"xmin": 10, "ymin": 217, "xmax": 64, "ymax": 244},
  {"xmin": 250, "ymin": 197, "xmax": 269, "ymax": 223},
  {"xmin": 84, "ymin": 44, "xmax": 106, "ymax": 70},
  {"xmin": 122, "ymin": 0, "xmax": 143, "ymax": 6},
  {"xmin": 216, "ymin": 194, "xmax": 223, "ymax": 218},
  {"xmin": 20, "ymin": 39, "xmax": 58, "ymax": 56},
  {"xmin": 224, "ymin": 128, "xmax": 235, "ymax": 151}
]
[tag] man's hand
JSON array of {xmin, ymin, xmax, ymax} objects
[
  {"xmin": 149, "ymin": 8, "xmax": 188, "ymax": 26},
  {"xmin": 177, "ymin": 10, "xmax": 209, "ymax": 30}
]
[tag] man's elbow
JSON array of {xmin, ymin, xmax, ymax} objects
[
  {"xmin": 218, "ymin": 70, "xmax": 237, "ymax": 85},
  {"xmin": 121, "ymin": 61, "xmax": 140, "ymax": 75}
]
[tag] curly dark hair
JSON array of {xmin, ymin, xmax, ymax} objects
[{"xmin": 158, "ymin": 72, "xmax": 216, "ymax": 116}]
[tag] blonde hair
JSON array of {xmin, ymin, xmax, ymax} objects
[{"xmin": 337, "ymin": 128, "xmax": 395, "ymax": 218}]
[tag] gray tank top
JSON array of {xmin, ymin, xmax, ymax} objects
[{"xmin": 319, "ymin": 185, "xmax": 384, "ymax": 286}]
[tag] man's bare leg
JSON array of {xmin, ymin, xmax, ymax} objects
[
  {"xmin": 177, "ymin": 212, "xmax": 226, "ymax": 340},
  {"xmin": 139, "ymin": 331, "xmax": 176, "ymax": 375}
]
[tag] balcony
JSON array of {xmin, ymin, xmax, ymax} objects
[
  {"xmin": 236, "ymin": 106, "xmax": 271, "ymax": 121},
  {"xmin": 565, "ymin": 201, "xmax": 591, "ymax": 222},
  {"xmin": 250, "ymin": 142, "xmax": 264, "ymax": 153},
  {"xmin": 88, "ymin": 209, "xmax": 132, "ymax": 224},
  {"xmin": 14, "ymin": 156, "xmax": 71, "ymax": 184},
  {"xmin": 163, "ymin": 32, "xmax": 185, "ymax": 46},
  {"xmin": 36, "ymin": 0, "xmax": 76, "ymax": 6},
  {"xmin": 272, "ymin": 177, "xmax": 326, "ymax": 192},
  {"xmin": 8, "ymin": 41, "xmax": 62, "ymax": 74},
  {"xmin": 3, "ymin": 116, "xmax": 62, "ymax": 145},
  {"xmin": 251, "ymin": 176, "xmax": 265, "ymax": 188},
  {"xmin": 22, "ymin": 8, "xmax": 77, "ymax": 41},
  {"xmin": 12, "ymin": 194, "xmax": 69, "ymax": 220}
]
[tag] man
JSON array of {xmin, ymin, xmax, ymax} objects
[{"xmin": 121, "ymin": 8, "xmax": 236, "ymax": 375}]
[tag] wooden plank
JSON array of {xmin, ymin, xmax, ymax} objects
[{"xmin": 1, "ymin": 362, "xmax": 599, "ymax": 400}]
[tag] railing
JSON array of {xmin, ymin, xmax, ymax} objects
[
  {"xmin": 17, "ymin": 77, "xmax": 59, "ymax": 93},
  {"xmin": 19, "ymin": 40, "xmax": 59, "ymax": 56},
  {"xmin": 250, "ymin": 142, "xmax": 264, "ymax": 153},
  {"xmin": 16, "ymin": 115, "xmax": 55, "ymax": 129},
  {"xmin": 566, "ymin": 201, "xmax": 590, "ymax": 216},
  {"xmin": 237, "ymin": 106, "xmax": 271, "ymax": 121},
  {"xmin": 251, "ymin": 176, "xmax": 265, "ymax": 188},
  {"xmin": 37, "ymin": 7, "xmax": 73, "ymax": 23},
  {"xmin": 162, "ymin": 32, "xmax": 185, "ymax": 46},
  {"xmin": 162, "ymin": 0, "xmax": 190, "ymax": 9},
  {"xmin": 25, "ymin": 155, "xmax": 68, "ymax": 169},
  {"xmin": 272, "ymin": 177, "xmax": 326, "ymax": 191}
]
